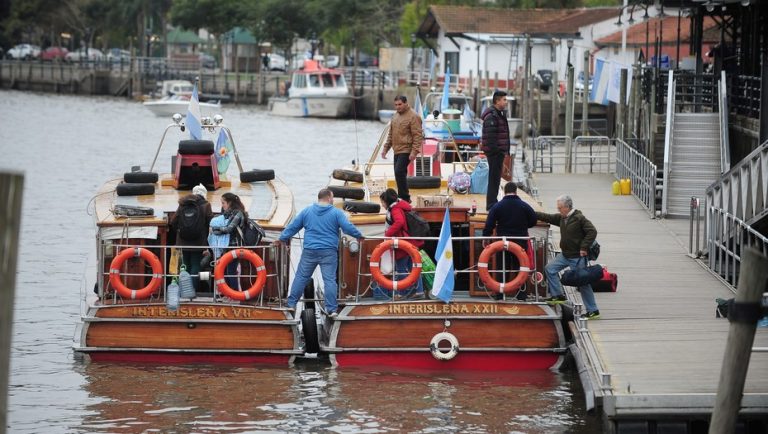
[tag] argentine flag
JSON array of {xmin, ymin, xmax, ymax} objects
[
  {"xmin": 440, "ymin": 67, "xmax": 451, "ymax": 111},
  {"xmin": 215, "ymin": 128, "xmax": 233, "ymax": 174},
  {"xmin": 413, "ymin": 89, "xmax": 423, "ymax": 120},
  {"xmin": 430, "ymin": 208, "xmax": 455, "ymax": 303},
  {"xmin": 187, "ymin": 84, "xmax": 203, "ymax": 140}
]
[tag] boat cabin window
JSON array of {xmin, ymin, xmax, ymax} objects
[
  {"xmin": 321, "ymin": 73, "xmax": 334, "ymax": 88},
  {"xmin": 293, "ymin": 74, "xmax": 306, "ymax": 88},
  {"xmin": 308, "ymin": 74, "xmax": 320, "ymax": 88},
  {"xmin": 334, "ymin": 74, "xmax": 346, "ymax": 88}
]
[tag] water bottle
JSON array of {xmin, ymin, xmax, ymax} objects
[
  {"xmin": 178, "ymin": 265, "xmax": 196, "ymax": 299},
  {"xmin": 167, "ymin": 280, "xmax": 180, "ymax": 311},
  {"xmin": 471, "ymin": 200, "xmax": 477, "ymax": 215}
]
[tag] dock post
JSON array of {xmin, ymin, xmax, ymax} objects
[
  {"xmin": 581, "ymin": 50, "xmax": 589, "ymax": 137},
  {"xmin": 551, "ymin": 71, "xmax": 558, "ymax": 135},
  {"xmin": 618, "ymin": 68, "xmax": 628, "ymax": 140},
  {"xmin": 565, "ymin": 65, "xmax": 574, "ymax": 173},
  {"xmin": 0, "ymin": 172, "xmax": 24, "ymax": 434},
  {"xmin": 709, "ymin": 247, "xmax": 768, "ymax": 434}
]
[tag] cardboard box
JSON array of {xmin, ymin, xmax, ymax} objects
[{"xmin": 416, "ymin": 195, "xmax": 453, "ymax": 208}]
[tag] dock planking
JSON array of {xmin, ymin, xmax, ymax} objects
[{"xmin": 534, "ymin": 173, "xmax": 768, "ymax": 428}]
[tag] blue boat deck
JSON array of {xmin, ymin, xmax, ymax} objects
[{"xmin": 534, "ymin": 173, "xmax": 768, "ymax": 429}]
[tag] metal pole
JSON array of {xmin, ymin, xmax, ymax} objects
[
  {"xmin": 1, "ymin": 172, "xmax": 24, "ymax": 434},
  {"xmin": 618, "ymin": 68, "xmax": 628, "ymax": 139},
  {"xmin": 582, "ymin": 50, "xmax": 590, "ymax": 137},
  {"xmin": 709, "ymin": 247, "xmax": 768, "ymax": 434},
  {"xmin": 565, "ymin": 65, "xmax": 575, "ymax": 172}
]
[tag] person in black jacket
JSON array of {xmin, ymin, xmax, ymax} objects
[
  {"xmin": 482, "ymin": 182, "xmax": 537, "ymax": 299},
  {"xmin": 170, "ymin": 184, "xmax": 213, "ymax": 289},
  {"xmin": 481, "ymin": 91, "xmax": 510, "ymax": 210}
]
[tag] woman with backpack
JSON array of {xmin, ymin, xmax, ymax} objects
[
  {"xmin": 210, "ymin": 192, "xmax": 248, "ymax": 290},
  {"xmin": 374, "ymin": 188, "xmax": 425, "ymax": 300},
  {"xmin": 170, "ymin": 184, "xmax": 213, "ymax": 290}
]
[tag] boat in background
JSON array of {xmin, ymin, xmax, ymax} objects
[
  {"xmin": 378, "ymin": 109, "xmax": 394, "ymax": 123},
  {"xmin": 268, "ymin": 60, "xmax": 352, "ymax": 118},
  {"xmin": 305, "ymin": 123, "xmax": 565, "ymax": 371},
  {"xmin": 73, "ymin": 113, "xmax": 300, "ymax": 364},
  {"xmin": 142, "ymin": 80, "xmax": 221, "ymax": 117}
]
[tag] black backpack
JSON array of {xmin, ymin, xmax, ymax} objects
[
  {"xmin": 405, "ymin": 210, "xmax": 431, "ymax": 238},
  {"xmin": 178, "ymin": 202, "xmax": 205, "ymax": 241},
  {"xmin": 588, "ymin": 240, "xmax": 600, "ymax": 261},
  {"xmin": 239, "ymin": 218, "xmax": 266, "ymax": 246}
]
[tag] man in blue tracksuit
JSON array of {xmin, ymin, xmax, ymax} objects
[{"xmin": 275, "ymin": 188, "xmax": 363, "ymax": 318}]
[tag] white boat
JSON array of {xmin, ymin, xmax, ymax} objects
[
  {"xmin": 143, "ymin": 80, "xmax": 222, "ymax": 117},
  {"xmin": 268, "ymin": 60, "xmax": 352, "ymax": 118},
  {"xmin": 143, "ymin": 96, "xmax": 222, "ymax": 117},
  {"xmin": 378, "ymin": 109, "xmax": 394, "ymax": 123}
]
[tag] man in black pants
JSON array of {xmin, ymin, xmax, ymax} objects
[
  {"xmin": 381, "ymin": 95, "xmax": 423, "ymax": 202},
  {"xmin": 481, "ymin": 91, "xmax": 510, "ymax": 210}
]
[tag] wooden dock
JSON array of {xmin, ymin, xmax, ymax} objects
[{"xmin": 534, "ymin": 173, "xmax": 768, "ymax": 433}]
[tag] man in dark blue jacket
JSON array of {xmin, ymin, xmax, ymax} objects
[
  {"xmin": 482, "ymin": 182, "xmax": 537, "ymax": 299},
  {"xmin": 275, "ymin": 189, "xmax": 363, "ymax": 318},
  {"xmin": 481, "ymin": 91, "xmax": 511, "ymax": 210}
]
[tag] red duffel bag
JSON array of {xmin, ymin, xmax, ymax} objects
[{"xmin": 592, "ymin": 267, "xmax": 618, "ymax": 292}]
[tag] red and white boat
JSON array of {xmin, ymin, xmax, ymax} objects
[
  {"xmin": 311, "ymin": 124, "xmax": 567, "ymax": 370},
  {"xmin": 268, "ymin": 60, "xmax": 352, "ymax": 118}
]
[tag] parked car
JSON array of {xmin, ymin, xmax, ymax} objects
[
  {"xmin": 326, "ymin": 55, "xmax": 340, "ymax": 68},
  {"xmin": 199, "ymin": 52, "xmax": 216, "ymax": 69},
  {"xmin": 536, "ymin": 69, "xmax": 553, "ymax": 92},
  {"xmin": 65, "ymin": 47, "xmax": 104, "ymax": 62},
  {"xmin": 575, "ymin": 71, "xmax": 593, "ymax": 96},
  {"xmin": 268, "ymin": 53, "xmax": 286, "ymax": 71},
  {"xmin": 346, "ymin": 52, "xmax": 377, "ymax": 67},
  {"xmin": 6, "ymin": 44, "xmax": 41, "ymax": 60},
  {"xmin": 40, "ymin": 46, "xmax": 68, "ymax": 61},
  {"xmin": 107, "ymin": 48, "xmax": 131, "ymax": 64}
]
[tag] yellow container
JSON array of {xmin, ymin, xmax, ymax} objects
[
  {"xmin": 612, "ymin": 180, "xmax": 621, "ymax": 195},
  {"xmin": 620, "ymin": 178, "xmax": 631, "ymax": 195}
]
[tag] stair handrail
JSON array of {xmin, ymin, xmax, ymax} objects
[
  {"xmin": 661, "ymin": 70, "xmax": 675, "ymax": 217},
  {"xmin": 707, "ymin": 205, "xmax": 768, "ymax": 291},
  {"xmin": 718, "ymin": 71, "xmax": 731, "ymax": 174}
]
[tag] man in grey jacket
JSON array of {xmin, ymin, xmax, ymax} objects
[{"xmin": 536, "ymin": 195, "xmax": 600, "ymax": 319}]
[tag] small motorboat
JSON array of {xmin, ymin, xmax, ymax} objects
[
  {"xmin": 378, "ymin": 109, "xmax": 394, "ymax": 123},
  {"xmin": 142, "ymin": 80, "xmax": 221, "ymax": 117},
  {"xmin": 268, "ymin": 60, "xmax": 352, "ymax": 118},
  {"xmin": 73, "ymin": 113, "xmax": 301, "ymax": 365}
]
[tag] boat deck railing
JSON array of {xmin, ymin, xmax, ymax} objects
[
  {"xmin": 345, "ymin": 235, "xmax": 548, "ymax": 303},
  {"xmin": 94, "ymin": 242, "xmax": 288, "ymax": 307}
]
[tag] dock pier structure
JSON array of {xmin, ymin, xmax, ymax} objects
[{"xmin": 535, "ymin": 173, "xmax": 768, "ymax": 433}]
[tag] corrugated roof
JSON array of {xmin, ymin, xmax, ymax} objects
[
  {"xmin": 418, "ymin": 5, "xmax": 620, "ymax": 37},
  {"xmin": 595, "ymin": 16, "xmax": 719, "ymax": 46},
  {"xmin": 167, "ymin": 29, "xmax": 204, "ymax": 45},
  {"xmin": 222, "ymin": 27, "xmax": 257, "ymax": 45}
]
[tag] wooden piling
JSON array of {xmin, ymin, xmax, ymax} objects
[
  {"xmin": 581, "ymin": 50, "xmax": 590, "ymax": 137},
  {"xmin": 0, "ymin": 172, "xmax": 24, "ymax": 434},
  {"xmin": 565, "ymin": 65, "xmax": 575, "ymax": 172},
  {"xmin": 617, "ymin": 68, "xmax": 628, "ymax": 139},
  {"xmin": 709, "ymin": 247, "xmax": 768, "ymax": 434},
  {"xmin": 551, "ymin": 71, "xmax": 558, "ymax": 135}
]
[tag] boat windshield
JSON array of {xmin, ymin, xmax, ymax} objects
[
  {"xmin": 424, "ymin": 94, "xmax": 472, "ymax": 112},
  {"xmin": 333, "ymin": 74, "xmax": 346, "ymax": 87}
]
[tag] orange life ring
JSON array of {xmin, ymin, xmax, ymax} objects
[
  {"xmin": 477, "ymin": 240, "xmax": 530, "ymax": 293},
  {"xmin": 109, "ymin": 247, "xmax": 163, "ymax": 299},
  {"xmin": 370, "ymin": 239, "xmax": 422, "ymax": 291},
  {"xmin": 214, "ymin": 248, "xmax": 267, "ymax": 301}
]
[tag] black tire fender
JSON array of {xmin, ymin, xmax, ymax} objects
[
  {"xmin": 343, "ymin": 201, "xmax": 381, "ymax": 214},
  {"xmin": 240, "ymin": 169, "xmax": 275, "ymax": 183},
  {"xmin": 332, "ymin": 169, "xmax": 364, "ymax": 183},
  {"xmin": 178, "ymin": 139, "xmax": 215, "ymax": 155},
  {"xmin": 328, "ymin": 186, "xmax": 365, "ymax": 200},
  {"xmin": 407, "ymin": 176, "xmax": 442, "ymax": 189},
  {"xmin": 123, "ymin": 171, "xmax": 158, "ymax": 184},
  {"xmin": 116, "ymin": 183, "xmax": 155, "ymax": 196},
  {"xmin": 301, "ymin": 308, "xmax": 320, "ymax": 354}
]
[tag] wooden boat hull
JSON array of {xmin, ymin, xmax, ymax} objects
[
  {"xmin": 322, "ymin": 301, "xmax": 566, "ymax": 371},
  {"xmin": 75, "ymin": 303, "xmax": 301, "ymax": 365}
]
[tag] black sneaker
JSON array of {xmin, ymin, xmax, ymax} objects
[
  {"xmin": 545, "ymin": 295, "xmax": 567, "ymax": 305},
  {"xmin": 580, "ymin": 310, "xmax": 601, "ymax": 320}
]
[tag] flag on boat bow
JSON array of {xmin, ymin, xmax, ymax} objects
[
  {"xmin": 215, "ymin": 128, "xmax": 233, "ymax": 174},
  {"xmin": 430, "ymin": 208, "xmax": 455, "ymax": 303},
  {"xmin": 186, "ymin": 84, "xmax": 203, "ymax": 140},
  {"xmin": 440, "ymin": 67, "xmax": 451, "ymax": 112}
]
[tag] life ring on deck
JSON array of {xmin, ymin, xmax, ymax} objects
[
  {"xmin": 109, "ymin": 247, "xmax": 163, "ymax": 299},
  {"xmin": 430, "ymin": 332, "xmax": 459, "ymax": 361},
  {"xmin": 214, "ymin": 249, "xmax": 267, "ymax": 301},
  {"xmin": 477, "ymin": 240, "xmax": 530, "ymax": 293},
  {"xmin": 369, "ymin": 239, "xmax": 422, "ymax": 291}
]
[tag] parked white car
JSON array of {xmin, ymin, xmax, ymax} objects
[
  {"xmin": 326, "ymin": 55, "xmax": 340, "ymax": 68},
  {"xmin": 65, "ymin": 47, "xmax": 104, "ymax": 62},
  {"xmin": 268, "ymin": 53, "xmax": 286, "ymax": 71},
  {"xmin": 6, "ymin": 44, "xmax": 41, "ymax": 60}
]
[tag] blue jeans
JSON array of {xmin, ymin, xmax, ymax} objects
[
  {"xmin": 287, "ymin": 249, "xmax": 338, "ymax": 313},
  {"xmin": 545, "ymin": 253, "xmax": 599, "ymax": 313},
  {"xmin": 373, "ymin": 255, "xmax": 424, "ymax": 300}
]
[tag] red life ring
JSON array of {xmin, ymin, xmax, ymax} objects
[
  {"xmin": 370, "ymin": 239, "xmax": 422, "ymax": 291},
  {"xmin": 477, "ymin": 240, "xmax": 530, "ymax": 293},
  {"xmin": 214, "ymin": 249, "xmax": 267, "ymax": 301},
  {"xmin": 109, "ymin": 247, "xmax": 163, "ymax": 299}
]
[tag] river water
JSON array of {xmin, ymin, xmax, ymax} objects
[{"xmin": 0, "ymin": 90, "xmax": 600, "ymax": 433}]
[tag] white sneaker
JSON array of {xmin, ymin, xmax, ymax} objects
[{"xmin": 329, "ymin": 312, "xmax": 339, "ymax": 320}]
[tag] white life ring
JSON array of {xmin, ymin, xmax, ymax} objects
[{"xmin": 429, "ymin": 332, "xmax": 459, "ymax": 361}]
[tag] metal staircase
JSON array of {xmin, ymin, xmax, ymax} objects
[{"xmin": 661, "ymin": 71, "xmax": 729, "ymax": 217}]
